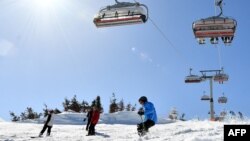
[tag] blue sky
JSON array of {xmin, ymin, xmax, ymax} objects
[{"xmin": 0, "ymin": 0, "xmax": 249, "ymax": 120}]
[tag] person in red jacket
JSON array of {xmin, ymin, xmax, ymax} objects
[{"xmin": 87, "ymin": 106, "xmax": 100, "ymax": 136}]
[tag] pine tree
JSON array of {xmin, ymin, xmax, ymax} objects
[
  {"xmin": 69, "ymin": 95, "xmax": 81, "ymax": 112},
  {"xmin": 109, "ymin": 93, "xmax": 118, "ymax": 113},
  {"xmin": 96, "ymin": 96, "xmax": 103, "ymax": 112},
  {"xmin": 19, "ymin": 107, "xmax": 41, "ymax": 120},
  {"xmin": 63, "ymin": 98, "xmax": 70, "ymax": 111},
  {"xmin": 9, "ymin": 111, "xmax": 20, "ymax": 122},
  {"xmin": 43, "ymin": 104, "xmax": 49, "ymax": 117},
  {"xmin": 91, "ymin": 99, "xmax": 96, "ymax": 107},
  {"xmin": 118, "ymin": 99, "xmax": 125, "ymax": 111},
  {"xmin": 20, "ymin": 112, "xmax": 26, "ymax": 120},
  {"xmin": 131, "ymin": 104, "xmax": 136, "ymax": 111},
  {"xmin": 26, "ymin": 107, "xmax": 41, "ymax": 119},
  {"xmin": 126, "ymin": 103, "xmax": 132, "ymax": 111}
]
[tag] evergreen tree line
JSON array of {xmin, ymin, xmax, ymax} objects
[
  {"xmin": 10, "ymin": 93, "xmax": 136, "ymax": 121},
  {"xmin": 10, "ymin": 95, "xmax": 101, "ymax": 122},
  {"xmin": 109, "ymin": 93, "xmax": 137, "ymax": 113}
]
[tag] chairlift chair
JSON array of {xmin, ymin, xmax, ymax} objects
[
  {"xmin": 192, "ymin": 0, "xmax": 237, "ymax": 45},
  {"xmin": 94, "ymin": 0, "xmax": 149, "ymax": 27}
]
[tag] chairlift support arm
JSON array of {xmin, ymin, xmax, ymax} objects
[
  {"xmin": 215, "ymin": 0, "xmax": 223, "ymax": 17},
  {"xmin": 101, "ymin": 0, "xmax": 149, "ymax": 21}
]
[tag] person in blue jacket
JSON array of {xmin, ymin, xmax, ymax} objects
[{"xmin": 137, "ymin": 96, "xmax": 157, "ymax": 135}]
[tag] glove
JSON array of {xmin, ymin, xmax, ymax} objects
[
  {"xmin": 138, "ymin": 111, "xmax": 144, "ymax": 115},
  {"xmin": 138, "ymin": 108, "xmax": 144, "ymax": 115}
]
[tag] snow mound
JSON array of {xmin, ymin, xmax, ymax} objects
[
  {"xmin": 21, "ymin": 111, "xmax": 173, "ymax": 125},
  {"xmin": 99, "ymin": 111, "xmax": 172, "ymax": 125}
]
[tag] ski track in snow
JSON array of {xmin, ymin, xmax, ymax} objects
[{"xmin": 1, "ymin": 120, "xmax": 249, "ymax": 141}]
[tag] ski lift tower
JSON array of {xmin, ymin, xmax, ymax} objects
[{"xmin": 185, "ymin": 68, "xmax": 229, "ymax": 121}]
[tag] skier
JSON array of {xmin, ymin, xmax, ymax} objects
[
  {"xmin": 137, "ymin": 96, "xmax": 157, "ymax": 136},
  {"xmin": 84, "ymin": 108, "xmax": 93, "ymax": 131},
  {"xmin": 238, "ymin": 111, "xmax": 244, "ymax": 119},
  {"xmin": 87, "ymin": 106, "xmax": 100, "ymax": 136},
  {"xmin": 39, "ymin": 110, "xmax": 55, "ymax": 137}
]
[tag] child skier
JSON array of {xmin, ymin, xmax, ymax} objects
[
  {"xmin": 137, "ymin": 96, "xmax": 157, "ymax": 136},
  {"xmin": 87, "ymin": 106, "xmax": 100, "ymax": 136},
  {"xmin": 39, "ymin": 110, "xmax": 55, "ymax": 137}
]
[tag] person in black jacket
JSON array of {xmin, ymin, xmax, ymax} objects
[
  {"xmin": 39, "ymin": 110, "xmax": 55, "ymax": 137},
  {"xmin": 85, "ymin": 108, "xmax": 93, "ymax": 131}
]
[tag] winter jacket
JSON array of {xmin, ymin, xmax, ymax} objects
[
  {"xmin": 143, "ymin": 102, "xmax": 157, "ymax": 123},
  {"xmin": 45, "ymin": 113, "xmax": 55, "ymax": 126},
  {"xmin": 87, "ymin": 110, "xmax": 93, "ymax": 121},
  {"xmin": 91, "ymin": 110, "xmax": 100, "ymax": 125}
]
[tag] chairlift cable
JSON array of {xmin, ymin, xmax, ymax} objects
[
  {"xmin": 214, "ymin": 0, "xmax": 223, "ymax": 69},
  {"xmin": 149, "ymin": 17, "xmax": 191, "ymax": 67},
  {"xmin": 134, "ymin": 0, "xmax": 191, "ymax": 68},
  {"xmin": 216, "ymin": 44, "xmax": 223, "ymax": 69}
]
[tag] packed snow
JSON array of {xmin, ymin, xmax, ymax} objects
[{"xmin": 0, "ymin": 112, "xmax": 249, "ymax": 141}]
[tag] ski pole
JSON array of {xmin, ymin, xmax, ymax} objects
[{"xmin": 140, "ymin": 115, "xmax": 145, "ymax": 130}]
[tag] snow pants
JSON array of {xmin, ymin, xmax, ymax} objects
[
  {"xmin": 40, "ymin": 124, "xmax": 52, "ymax": 136},
  {"xmin": 88, "ymin": 123, "xmax": 96, "ymax": 135},
  {"xmin": 137, "ymin": 119, "xmax": 155, "ymax": 132},
  {"xmin": 86, "ymin": 119, "xmax": 91, "ymax": 130}
]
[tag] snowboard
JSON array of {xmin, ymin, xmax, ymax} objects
[
  {"xmin": 30, "ymin": 136, "xmax": 42, "ymax": 138},
  {"xmin": 30, "ymin": 135, "xmax": 51, "ymax": 138},
  {"xmin": 138, "ymin": 131, "xmax": 147, "ymax": 137},
  {"xmin": 86, "ymin": 132, "xmax": 110, "ymax": 138},
  {"xmin": 137, "ymin": 125, "xmax": 147, "ymax": 137}
]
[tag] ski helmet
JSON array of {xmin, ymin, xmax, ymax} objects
[{"xmin": 139, "ymin": 96, "xmax": 148, "ymax": 103}]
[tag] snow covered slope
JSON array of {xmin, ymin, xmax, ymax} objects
[
  {"xmin": 22, "ymin": 111, "xmax": 173, "ymax": 125},
  {"xmin": 1, "ymin": 119, "xmax": 249, "ymax": 141},
  {"xmin": 2, "ymin": 112, "xmax": 247, "ymax": 140}
]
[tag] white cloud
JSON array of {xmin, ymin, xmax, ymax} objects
[
  {"xmin": 139, "ymin": 52, "xmax": 147, "ymax": 59},
  {"xmin": 0, "ymin": 39, "xmax": 15, "ymax": 57},
  {"xmin": 131, "ymin": 47, "xmax": 153, "ymax": 63},
  {"xmin": 140, "ymin": 52, "xmax": 153, "ymax": 63},
  {"xmin": 131, "ymin": 47, "xmax": 136, "ymax": 53},
  {"xmin": 131, "ymin": 47, "xmax": 165, "ymax": 70}
]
